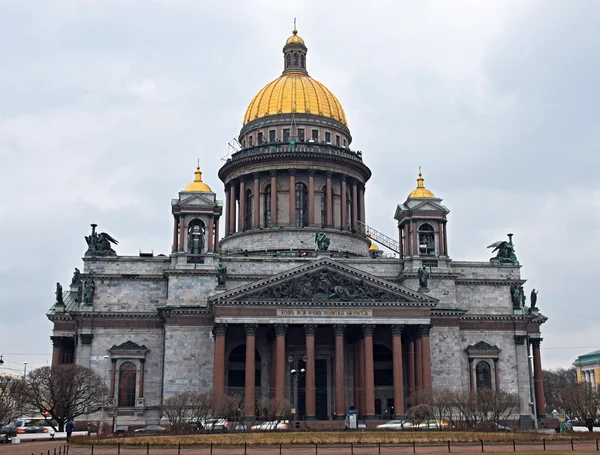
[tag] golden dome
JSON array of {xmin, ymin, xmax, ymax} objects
[
  {"xmin": 244, "ymin": 73, "xmax": 347, "ymax": 126},
  {"xmin": 368, "ymin": 239, "xmax": 380, "ymax": 251},
  {"xmin": 183, "ymin": 166, "xmax": 212, "ymax": 192},
  {"xmin": 408, "ymin": 167, "xmax": 435, "ymax": 199},
  {"xmin": 286, "ymin": 28, "xmax": 305, "ymax": 46}
]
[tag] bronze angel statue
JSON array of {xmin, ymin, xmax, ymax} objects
[
  {"xmin": 487, "ymin": 233, "xmax": 519, "ymax": 265},
  {"xmin": 85, "ymin": 223, "xmax": 118, "ymax": 257}
]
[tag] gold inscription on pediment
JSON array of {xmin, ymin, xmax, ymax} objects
[{"xmin": 277, "ymin": 309, "xmax": 372, "ymax": 317}]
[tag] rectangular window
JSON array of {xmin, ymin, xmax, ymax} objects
[
  {"xmin": 335, "ymin": 135, "xmax": 340, "ymax": 146},
  {"xmin": 298, "ymin": 128, "xmax": 305, "ymax": 141},
  {"xmin": 343, "ymin": 139, "xmax": 347, "ymax": 147},
  {"xmin": 248, "ymin": 135, "xmax": 253, "ymax": 146},
  {"xmin": 269, "ymin": 130, "xmax": 276, "ymax": 142},
  {"xmin": 283, "ymin": 129, "xmax": 290, "ymax": 142},
  {"xmin": 258, "ymin": 132, "xmax": 263, "ymax": 144},
  {"xmin": 325, "ymin": 132, "xmax": 331, "ymax": 143},
  {"xmin": 312, "ymin": 129, "xmax": 319, "ymax": 141}
]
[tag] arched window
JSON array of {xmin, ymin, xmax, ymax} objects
[
  {"xmin": 293, "ymin": 53, "xmax": 299, "ymax": 67},
  {"xmin": 118, "ymin": 362, "xmax": 136, "ymax": 407},
  {"xmin": 475, "ymin": 361, "xmax": 492, "ymax": 390},
  {"xmin": 346, "ymin": 191, "xmax": 352, "ymax": 230},
  {"xmin": 264, "ymin": 184, "xmax": 272, "ymax": 227},
  {"xmin": 418, "ymin": 223, "xmax": 436, "ymax": 256},
  {"xmin": 227, "ymin": 345, "xmax": 261, "ymax": 397},
  {"xmin": 301, "ymin": 54, "xmax": 305, "ymax": 68},
  {"xmin": 320, "ymin": 185, "xmax": 327, "ymax": 228},
  {"xmin": 286, "ymin": 54, "xmax": 291, "ymax": 68},
  {"xmin": 187, "ymin": 219, "xmax": 205, "ymax": 255},
  {"xmin": 245, "ymin": 189, "xmax": 253, "ymax": 230},
  {"xmin": 295, "ymin": 182, "xmax": 308, "ymax": 227}
]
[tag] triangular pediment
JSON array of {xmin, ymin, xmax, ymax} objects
[
  {"xmin": 211, "ymin": 258, "xmax": 437, "ymax": 306},
  {"xmin": 179, "ymin": 193, "xmax": 216, "ymax": 206}
]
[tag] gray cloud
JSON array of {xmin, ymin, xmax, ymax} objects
[{"xmin": 1, "ymin": 0, "xmax": 597, "ymax": 373}]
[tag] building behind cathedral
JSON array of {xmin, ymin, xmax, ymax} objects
[{"xmin": 48, "ymin": 28, "xmax": 548, "ymax": 426}]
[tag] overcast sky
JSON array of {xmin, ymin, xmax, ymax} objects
[{"xmin": 1, "ymin": 0, "xmax": 598, "ymax": 376}]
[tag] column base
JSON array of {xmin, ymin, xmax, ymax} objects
[
  {"xmin": 334, "ymin": 415, "xmax": 345, "ymax": 420},
  {"xmin": 305, "ymin": 414, "xmax": 317, "ymax": 420},
  {"xmin": 393, "ymin": 414, "xmax": 406, "ymax": 420},
  {"xmin": 364, "ymin": 414, "xmax": 377, "ymax": 420},
  {"xmin": 244, "ymin": 416, "xmax": 256, "ymax": 422}
]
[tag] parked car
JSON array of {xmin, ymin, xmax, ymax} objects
[
  {"xmin": 474, "ymin": 421, "xmax": 511, "ymax": 432},
  {"xmin": 115, "ymin": 425, "xmax": 133, "ymax": 435},
  {"xmin": 201, "ymin": 419, "xmax": 229, "ymax": 431},
  {"xmin": 0, "ymin": 419, "xmax": 56, "ymax": 437},
  {"xmin": 250, "ymin": 420, "xmax": 289, "ymax": 431},
  {"xmin": 233, "ymin": 424, "xmax": 248, "ymax": 432},
  {"xmin": 376, "ymin": 420, "xmax": 413, "ymax": 430},
  {"xmin": 0, "ymin": 432, "xmax": 7, "ymax": 444},
  {"xmin": 416, "ymin": 420, "xmax": 451, "ymax": 430},
  {"xmin": 134, "ymin": 425, "xmax": 167, "ymax": 434}
]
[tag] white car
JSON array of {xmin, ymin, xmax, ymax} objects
[
  {"xmin": 376, "ymin": 420, "xmax": 413, "ymax": 430},
  {"xmin": 250, "ymin": 420, "xmax": 289, "ymax": 431}
]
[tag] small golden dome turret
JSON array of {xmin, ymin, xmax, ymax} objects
[
  {"xmin": 286, "ymin": 28, "xmax": 305, "ymax": 46},
  {"xmin": 408, "ymin": 167, "xmax": 435, "ymax": 199},
  {"xmin": 368, "ymin": 238, "xmax": 380, "ymax": 251},
  {"xmin": 183, "ymin": 165, "xmax": 213, "ymax": 192}
]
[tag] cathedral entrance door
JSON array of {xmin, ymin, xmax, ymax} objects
[{"xmin": 315, "ymin": 358, "xmax": 328, "ymax": 420}]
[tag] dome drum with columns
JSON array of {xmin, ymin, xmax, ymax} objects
[{"xmin": 218, "ymin": 28, "xmax": 371, "ymax": 257}]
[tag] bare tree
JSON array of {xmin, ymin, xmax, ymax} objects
[
  {"xmin": 255, "ymin": 397, "xmax": 291, "ymax": 422},
  {"xmin": 453, "ymin": 389, "xmax": 520, "ymax": 430},
  {"xmin": 23, "ymin": 365, "xmax": 110, "ymax": 431},
  {"xmin": 431, "ymin": 388, "xmax": 457, "ymax": 428},
  {"xmin": 161, "ymin": 391, "xmax": 213, "ymax": 433},
  {"xmin": 543, "ymin": 367, "xmax": 577, "ymax": 412},
  {"xmin": 557, "ymin": 383, "xmax": 599, "ymax": 421},
  {"xmin": 0, "ymin": 376, "xmax": 24, "ymax": 425}
]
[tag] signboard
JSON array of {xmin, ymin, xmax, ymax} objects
[{"xmin": 276, "ymin": 309, "xmax": 372, "ymax": 317}]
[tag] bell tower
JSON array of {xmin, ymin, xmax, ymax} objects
[{"xmin": 395, "ymin": 168, "xmax": 450, "ymax": 271}]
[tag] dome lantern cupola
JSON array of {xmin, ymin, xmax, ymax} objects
[
  {"xmin": 183, "ymin": 164, "xmax": 212, "ymax": 192},
  {"xmin": 283, "ymin": 22, "xmax": 308, "ymax": 75},
  {"xmin": 407, "ymin": 166, "xmax": 435, "ymax": 199}
]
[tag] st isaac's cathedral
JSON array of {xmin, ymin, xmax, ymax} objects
[{"xmin": 47, "ymin": 28, "xmax": 548, "ymax": 426}]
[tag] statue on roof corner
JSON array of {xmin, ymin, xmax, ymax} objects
[
  {"xmin": 487, "ymin": 233, "xmax": 519, "ymax": 265},
  {"xmin": 315, "ymin": 232, "xmax": 330, "ymax": 251},
  {"xmin": 216, "ymin": 262, "xmax": 227, "ymax": 286},
  {"xmin": 85, "ymin": 223, "xmax": 119, "ymax": 257},
  {"xmin": 55, "ymin": 282, "xmax": 64, "ymax": 306}
]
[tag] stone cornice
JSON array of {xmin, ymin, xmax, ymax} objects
[
  {"xmin": 71, "ymin": 311, "xmax": 162, "ymax": 321},
  {"xmin": 215, "ymin": 300, "xmax": 429, "ymax": 308},
  {"xmin": 399, "ymin": 272, "xmax": 460, "ymax": 281},
  {"xmin": 454, "ymin": 278, "xmax": 526, "ymax": 286},
  {"xmin": 158, "ymin": 306, "xmax": 211, "ymax": 316},
  {"xmin": 82, "ymin": 274, "xmax": 165, "ymax": 281},
  {"xmin": 431, "ymin": 308, "xmax": 468, "ymax": 317}
]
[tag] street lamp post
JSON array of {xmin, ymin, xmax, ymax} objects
[{"xmin": 290, "ymin": 368, "xmax": 305, "ymax": 424}]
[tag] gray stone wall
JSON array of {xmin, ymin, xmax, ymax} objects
[
  {"xmin": 93, "ymin": 279, "xmax": 167, "ymax": 312},
  {"xmin": 430, "ymin": 326, "xmax": 464, "ymax": 391},
  {"xmin": 456, "ymin": 284, "xmax": 513, "ymax": 313},
  {"xmin": 84, "ymin": 257, "xmax": 169, "ymax": 275},
  {"xmin": 162, "ymin": 325, "xmax": 214, "ymax": 397}
]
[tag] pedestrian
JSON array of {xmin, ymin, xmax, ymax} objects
[
  {"xmin": 65, "ymin": 420, "xmax": 74, "ymax": 442},
  {"xmin": 586, "ymin": 415, "xmax": 594, "ymax": 433}
]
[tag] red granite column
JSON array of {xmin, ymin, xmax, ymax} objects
[
  {"xmin": 531, "ymin": 338, "xmax": 546, "ymax": 417},
  {"xmin": 229, "ymin": 183, "xmax": 237, "ymax": 234},
  {"xmin": 253, "ymin": 173, "xmax": 260, "ymax": 229},
  {"xmin": 270, "ymin": 171, "xmax": 277, "ymax": 227},
  {"xmin": 408, "ymin": 336, "xmax": 415, "ymax": 402},
  {"xmin": 172, "ymin": 216, "xmax": 179, "ymax": 253},
  {"xmin": 178, "ymin": 216, "xmax": 186, "ymax": 251},
  {"xmin": 353, "ymin": 341, "xmax": 360, "ymax": 414},
  {"xmin": 274, "ymin": 324, "xmax": 287, "ymax": 406},
  {"xmin": 238, "ymin": 180, "xmax": 246, "ymax": 231},
  {"xmin": 341, "ymin": 178, "xmax": 347, "ymax": 230},
  {"xmin": 420, "ymin": 325, "xmax": 432, "ymax": 396},
  {"xmin": 415, "ymin": 331, "xmax": 423, "ymax": 399},
  {"xmin": 138, "ymin": 359, "xmax": 145, "ymax": 398},
  {"xmin": 214, "ymin": 217, "xmax": 220, "ymax": 251},
  {"xmin": 351, "ymin": 180, "xmax": 358, "ymax": 232},
  {"xmin": 334, "ymin": 325, "xmax": 346, "ymax": 418},
  {"xmin": 289, "ymin": 169, "xmax": 296, "ymax": 226},
  {"xmin": 391, "ymin": 325, "xmax": 405, "ymax": 417},
  {"xmin": 207, "ymin": 217, "xmax": 214, "ymax": 252},
  {"xmin": 438, "ymin": 221, "xmax": 445, "ymax": 256},
  {"xmin": 359, "ymin": 337, "xmax": 365, "ymax": 415},
  {"xmin": 363, "ymin": 324, "xmax": 375, "ymax": 418},
  {"xmin": 224, "ymin": 186, "xmax": 230, "ymax": 237},
  {"xmin": 398, "ymin": 225, "xmax": 404, "ymax": 259},
  {"xmin": 308, "ymin": 171, "xmax": 315, "ymax": 226},
  {"xmin": 213, "ymin": 324, "xmax": 227, "ymax": 397},
  {"xmin": 305, "ymin": 324, "xmax": 316, "ymax": 419},
  {"xmin": 244, "ymin": 324, "xmax": 257, "ymax": 419},
  {"xmin": 358, "ymin": 185, "xmax": 366, "ymax": 227},
  {"xmin": 51, "ymin": 336, "xmax": 62, "ymax": 367},
  {"xmin": 404, "ymin": 224, "xmax": 410, "ymax": 257},
  {"xmin": 326, "ymin": 172, "xmax": 333, "ymax": 227},
  {"xmin": 443, "ymin": 221, "xmax": 448, "ymax": 257},
  {"xmin": 412, "ymin": 221, "xmax": 418, "ymax": 256}
]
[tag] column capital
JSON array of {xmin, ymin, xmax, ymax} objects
[
  {"xmin": 418, "ymin": 324, "xmax": 431, "ymax": 337},
  {"xmin": 340, "ymin": 175, "xmax": 347, "ymax": 182},
  {"xmin": 289, "ymin": 168, "xmax": 297, "ymax": 176},
  {"xmin": 212, "ymin": 323, "xmax": 227, "ymax": 337},
  {"xmin": 275, "ymin": 323, "xmax": 288, "ymax": 336},
  {"xmin": 50, "ymin": 336, "xmax": 65, "ymax": 347},
  {"xmin": 391, "ymin": 324, "xmax": 404, "ymax": 337},
  {"xmin": 514, "ymin": 335, "xmax": 527, "ymax": 345},
  {"xmin": 308, "ymin": 169, "xmax": 316, "ymax": 177},
  {"xmin": 304, "ymin": 324, "xmax": 317, "ymax": 335},
  {"xmin": 326, "ymin": 171, "xmax": 333, "ymax": 178},
  {"xmin": 530, "ymin": 337, "xmax": 543, "ymax": 348},
  {"xmin": 333, "ymin": 324, "xmax": 346, "ymax": 336},
  {"xmin": 362, "ymin": 324, "xmax": 375, "ymax": 337},
  {"xmin": 245, "ymin": 324, "xmax": 258, "ymax": 336},
  {"xmin": 253, "ymin": 172, "xmax": 261, "ymax": 180},
  {"xmin": 270, "ymin": 170, "xmax": 278, "ymax": 177}
]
